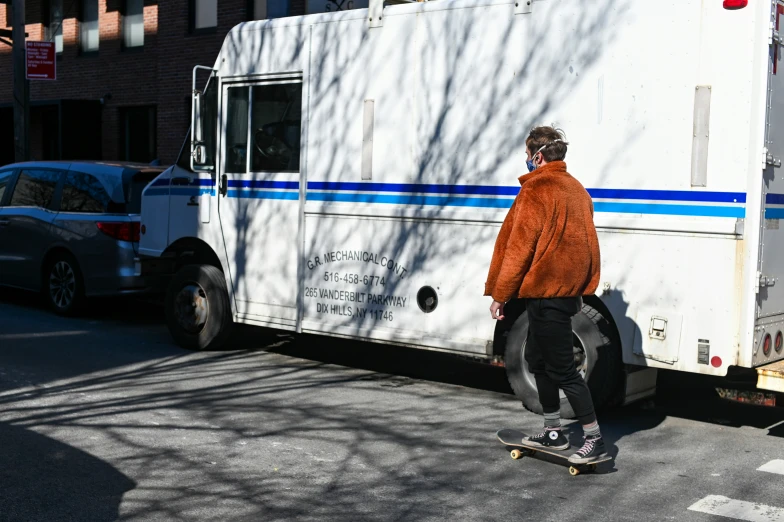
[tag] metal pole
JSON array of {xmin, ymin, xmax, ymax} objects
[{"xmin": 12, "ymin": 0, "xmax": 29, "ymax": 162}]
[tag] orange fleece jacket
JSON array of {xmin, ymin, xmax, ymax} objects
[{"xmin": 484, "ymin": 161, "xmax": 600, "ymax": 302}]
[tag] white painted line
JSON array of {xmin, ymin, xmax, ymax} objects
[
  {"xmin": 766, "ymin": 420, "xmax": 784, "ymax": 431},
  {"xmin": 688, "ymin": 495, "xmax": 784, "ymax": 522},
  {"xmin": 758, "ymin": 460, "xmax": 784, "ymax": 476}
]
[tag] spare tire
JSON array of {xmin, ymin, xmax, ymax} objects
[{"xmin": 502, "ymin": 303, "xmax": 622, "ymax": 419}]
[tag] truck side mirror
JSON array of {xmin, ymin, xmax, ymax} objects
[
  {"xmin": 190, "ymin": 66, "xmax": 217, "ymax": 172},
  {"xmin": 192, "ymin": 91, "xmax": 205, "ymax": 166},
  {"xmin": 193, "ymin": 144, "xmax": 207, "ymax": 165}
]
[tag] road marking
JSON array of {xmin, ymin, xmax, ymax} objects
[
  {"xmin": 0, "ymin": 331, "xmax": 88, "ymax": 340},
  {"xmin": 758, "ymin": 460, "xmax": 784, "ymax": 476},
  {"xmin": 688, "ymin": 495, "xmax": 784, "ymax": 521}
]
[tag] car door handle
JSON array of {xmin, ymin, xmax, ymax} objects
[{"xmin": 0, "ymin": 219, "xmax": 9, "ymax": 227}]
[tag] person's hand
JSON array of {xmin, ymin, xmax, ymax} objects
[{"xmin": 490, "ymin": 300, "xmax": 505, "ymax": 320}]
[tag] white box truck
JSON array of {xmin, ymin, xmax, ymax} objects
[{"xmin": 140, "ymin": 0, "xmax": 784, "ymax": 416}]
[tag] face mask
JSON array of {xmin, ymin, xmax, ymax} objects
[
  {"xmin": 526, "ymin": 144, "xmax": 547, "ymax": 172},
  {"xmin": 526, "ymin": 139, "xmax": 564, "ymax": 172}
]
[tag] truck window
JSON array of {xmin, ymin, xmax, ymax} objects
[
  {"xmin": 225, "ymin": 86, "xmax": 250, "ymax": 173},
  {"xmin": 250, "ymin": 83, "xmax": 302, "ymax": 172}
]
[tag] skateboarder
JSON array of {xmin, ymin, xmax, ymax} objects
[{"xmin": 484, "ymin": 126, "xmax": 605, "ymax": 465}]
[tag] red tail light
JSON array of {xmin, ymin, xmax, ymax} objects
[
  {"xmin": 96, "ymin": 222, "xmax": 141, "ymax": 242},
  {"xmin": 723, "ymin": 0, "xmax": 748, "ymax": 9},
  {"xmin": 763, "ymin": 333, "xmax": 772, "ymax": 357}
]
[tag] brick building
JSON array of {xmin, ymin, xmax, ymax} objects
[{"xmin": 0, "ymin": 0, "xmax": 319, "ymax": 166}]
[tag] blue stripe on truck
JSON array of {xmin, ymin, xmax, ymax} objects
[{"xmin": 146, "ymin": 178, "xmax": 748, "ymax": 217}]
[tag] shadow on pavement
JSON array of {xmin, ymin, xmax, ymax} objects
[
  {"xmin": 651, "ymin": 369, "xmax": 784, "ymax": 438},
  {"xmin": 5, "ymin": 286, "xmax": 779, "ymax": 438},
  {"xmin": 0, "ymin": 422, "xmax": 135, "ymax": 522},
  {"xmin": 1, "ymin": 289, "xmax": 783, "ymax": 519},
  {"xmin": 243, "ymin": 326, "xmax": 514, "ymax": 396},
  {"xmin": 0, "ymin": 287, "xmax": 164, "ymax": 325}
]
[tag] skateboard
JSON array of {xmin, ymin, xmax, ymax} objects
[{"xmin": 496, "ymin": 428, "xmax": 613, "ymax": 476}]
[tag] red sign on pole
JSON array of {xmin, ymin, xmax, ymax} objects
[{"xmin": 26, "ymin": 41, "xmax": 56, "ymax": 81}]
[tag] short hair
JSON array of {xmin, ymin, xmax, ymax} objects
[{"xmin": 526, "ymin": 126, "xmax": 568, "ymax": 162}]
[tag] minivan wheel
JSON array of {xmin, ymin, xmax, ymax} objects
[
  {"xmin": 502, "ymin": 303, "xmax": 622, "ymax": 419},
  {"xmin": 165, "ymin": 264, "xmax": 233, "ymax": 351},
  {"xmin": 44, "ymin": 253, "xmax": 85, "ymax": 316}
]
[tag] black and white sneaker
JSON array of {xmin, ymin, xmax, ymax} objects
[
  {"xmin": 568, "ymin": 435, "xmax": 607, "ymax": 464},
  {"xmin": 521, "ymin": 428, "xmax": 570, "ymax": 451}
]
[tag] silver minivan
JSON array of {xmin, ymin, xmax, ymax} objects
[{"xmin": 0, "ymin": 161, "xmax": 165, "ymax": 315}]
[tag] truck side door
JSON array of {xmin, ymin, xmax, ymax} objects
[{"xmin": 218, "ymin": 78, "xmax": 303, "ymax": 325}]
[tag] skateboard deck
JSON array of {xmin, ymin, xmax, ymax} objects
[{"xmin": 496, "ymin": 428, "xmax": 612, "ymax": 476}]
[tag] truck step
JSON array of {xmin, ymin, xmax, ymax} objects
[{"xmin": 757, "ymin": 360, "xmax": 784, "ymax": 394}]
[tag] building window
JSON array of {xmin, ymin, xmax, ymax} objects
[
  {"xmin": 80, "ymin": 0, "xmax": 99, "ymax": 54},
  {"xmin": 249, "ymin": 0, "xmax": 290, "ymax": 19},
  {"xmin": 45, "ymin": 0, "xmax": 64, "ymax": 54},
  {"xmin": 190, "ymin": 0, "xmax": 217, "ymax": 33},
  {"xmin": 122, "ymin": 0, "xmax": 144, "ymax": 49},
  {"xmin": 119, "ymin": 106, "xmax": 157, "ymax": 163}
]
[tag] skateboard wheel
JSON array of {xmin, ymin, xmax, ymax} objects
[
  {"xmin": 569, "ymin": 466, "xmax": 580, "ymax": 476},
  {"xmin": 510, "ymin": 449, "xmax": 523, "ymax": 460}
]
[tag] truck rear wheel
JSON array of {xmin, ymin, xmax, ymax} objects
[
  {"xmin": 165, "ymin": 264, "xmax": 233, "ymax": 351},
  {"xmin": 502, "ymin": 303, "xmax": 622, "ymax": 418}
]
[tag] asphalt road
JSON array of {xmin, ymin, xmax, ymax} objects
[{"xmin": 0, "ymin": 289, "xmax": 783, "ymax": 522}]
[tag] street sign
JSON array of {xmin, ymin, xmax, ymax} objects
[{"xmin": 25, "ymin": 41, "xmax": 56, "ymax": 81}]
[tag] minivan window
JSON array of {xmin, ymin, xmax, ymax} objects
[
  {"xmin": 125, "ymin": 171, "xmax": 160, "ymax": 214},
  {"xmin": 61, "ymin": 172, "xmax": 112, "ymax": 213},
  {"xmin": 9, "ymin": 170, "xmax": 61, "ymax": 209},
  {"xmin": 0, "ymin": 170, "xmax": 13, "ymax": 205}
]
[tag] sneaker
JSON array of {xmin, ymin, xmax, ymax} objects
[
  {"xmin": 567, "ymin": 435, "xmax": 607, "ymax": 464},
  {"xmin": 521, "ymin": 428, "xmax": 570, "ymax": 451}
]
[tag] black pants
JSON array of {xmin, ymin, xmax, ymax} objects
[{"xmin": 502, "ymin": 298, "xmax": 597, "ymax": 425}]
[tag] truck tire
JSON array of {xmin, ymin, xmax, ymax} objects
[
  {"xmin": 502, "ymin": 303, "xmax": 622, "ymax": 419},
  {"xmin": 165, "ymin": 264, "xmax": 233, "ymax": 351}
]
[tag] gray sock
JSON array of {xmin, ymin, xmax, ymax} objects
[
  {"xmin": 583, "ymin": 421, "xmax": 601, "ymax": 438},
  {"xmin": 544, "ymin": 411, "xmax": 561, "ymax": 429}
]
